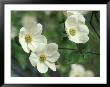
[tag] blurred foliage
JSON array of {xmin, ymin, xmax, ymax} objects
[{"xmin": 11, "ymin": 11, "xmax": 100, "ymax": 77}]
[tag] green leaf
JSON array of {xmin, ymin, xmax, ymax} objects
[
  {"xmin": 69, "ymin": 51, "xmax": 82, "ymax": 64},
  {"xmin": 82, "ymin": 53, "xmax": 100, "ymax": 76},
  {"xmin": 16, "ymin": 52, "xmax": 28, "ymax": 70},
  {"xmin": 12, "ymin": 41, "xmax": 28, "ymax": 70}
]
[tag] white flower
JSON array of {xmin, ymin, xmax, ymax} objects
[
  {"xmin": 78, "ymin": 11, "xmax": 89, "ymax": 15},
  {"xmin": 64, "ymin": 11, "xmax": 89, "ymax": 17},
  {"xmin": 69, "ymin": 64, "xmax": 95, "ymax": 77},
  {"xmin": 29, "ymin": 43, "xmax": 60, "ymax": 73},
  {"xmin": 45, "ymin": 11, "xmax": 52, "ymax": 16},
  {"xmin": 21, "ymin": 15, "xmax": 37, "ymax": 26},
  {"xmin": 69, "ymin": 64, "xmax": 85, "ymax": 77},
  {"xmin": 11, "ymin": 26, "xmax": 18, "ymax": 39},
  {"xmin": 19, "ymin": 21, "xmax": 47, "ymax": 53},
  {"xmin": 65, "ymin": 15, "xmax": 89, "ymax": 43},
  {"xmin": 85, "ymin": 70, "xmax": 94, "ymax": 77},
  {"xmin": 64, "ymin": 11, "xmax": 86, "ymax": 24}
]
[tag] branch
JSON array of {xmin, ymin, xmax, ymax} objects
[
  {"xmin": 86, "ymin": 51, "xmax": 100, "ymax": 55},
  {"xmin": 90, "ymin": 12, "xmax": 100, "ymax": 39},
  {"xmin": 58, "ymin": 47, "xmax": 76, "ymax": 50},
  {"xmin": 58, "ymin": 47, "xmax": 99, "ymax": 55}
]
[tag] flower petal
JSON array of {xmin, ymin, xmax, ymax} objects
[
  {"xmin": 47, "ymin": 52, "xmax": 60, "ymax": 62},
  {"xmin": 35, "ymin": 23, "xmax": 43, "ymax": 35},
  {"xmin": 32, "ymin": 35, "xmax": 47, "ymax": 44},
  {"xmin": 28, "ymin": 43, "xmax": 36, "ymax": 52},
  {"xmin": 65, "ymin": 13, "xmax": 85, "ymax": 29},
  {"xmin": 85, "ymin": 70, "xmax": 94, "ymax": 77},
  {"xmin": 77, "ymin": 33, "xmax": 89, "ymax": 43},
  {"xmin": 78, "ymin": 24, "xmax": 89, "ymax": 35},
  {"xmin": 19, "ymin": 30, "xmax": 30, "ymax": 53},
  {"xmin": 24, "ymin": 22, "xmax": 43, "ymax": 35},
  {"xmin": 66, "ymin": 11, "xmax": 79, "ymax": 16},
  {"xmin": 65, "ymin": 15, "xmax": 78, "ymax": 29},
  {"xmin": 46, "ymin": 43, "xmax": 58, "ymax": 56},
  {"xmin": 28, "ymin": 32, "xmax": 47, "ymax": 52},
  {"xmin": 69, "ymin": 64, "xmax": 85, "ymax": 77},
  {"xmin": 67, "ymin": 11, "xmax": 89, "ymax": 16},
  {"xmin": 20, "ymin": 27, "xmax": 25, "ymax": 32},
  {"xmin": 69, "ymin": 33, "xmax": 89, "ymax": 43},
  {"xmin": 22, "ymin": 15, "xmax": 36, "ymax": 27},
  {"xmin": 78, "ymin": 11, "xmax": 89, "ymax": 15},
  {"xmin": 37, "ymin": 61, "xmax": 48, "ymax": 73},
  {"xmin": 76, "ymin": 13, "xmax": 85, "ymax": 23},
  {"xmin": 30, "ymin": 23, "xmax": 43, "ymax": 35},
  {"xmin": 29, "ymin": 35, "xmax": 47, "ymax": 52},
  {"xmin": 29, "ymin": 53, "xmax": 38, "ymax": 67},
  {"xmin": 45, "ymin": 61, "xmax": 56, "ymax": 71}
]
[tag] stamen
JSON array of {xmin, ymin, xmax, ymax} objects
[
  {"xmin": 39, "ymin": 54, "xmax": 47, "ymax": 62},
  {"xmin": 25, "ymin": 34, "xmax": 32, "ymax": 43},
  {"xmin": 69, "ymin": 28, "xmax": 76, "ymax": 36}
]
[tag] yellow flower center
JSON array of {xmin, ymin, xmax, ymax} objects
[
  {"xmin": 25, "ymin": 34, "xmax": 32, "ymax": 43},
  {"xmin": 39, "ymin": 54, "xmax": 47, "ymax": 62},
  {"xmin": 69, "ymin": 28, "xmax": 76, "ymax": 36}
]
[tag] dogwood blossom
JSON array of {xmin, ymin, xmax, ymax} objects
[
  {"xmin": 65, "ymin": 14, "xmax": 89, "ymax": 43},
  {"xmin": 19, "ymin": 21, "xmax": 47, "ymax": 53},
  {"xmin": 69, "ymin": 64, "xmax": 94, "ymax": 77},
  {"xmin": 64, "ymin": 11, "xmax": 89, "ymax": 17},
  {"xmin": 69, "ymin": 64, "xmax": 85, "ymax": 77},
  {"xmin": 78, "ymin": 11, "xmax": 89, "ymax": 15},
  {"xmin": 29, "ymin": 43, "xmax": 60, "ymax": 73},
  {"xmin": 85, "ymin": 70, "xmax": 94, "ymax": 77},
  {"xmin": 21, "ymin": 15, "xmax": 37, "ymax": 26}
]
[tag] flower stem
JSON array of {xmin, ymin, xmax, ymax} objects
[
  {"xmin": 58, "ymin": 47, "xmax": 99, "ymax": 55},
  {"xmin": 86, "ymin": 51, "xmax": 99, "ymax": 55},
  {"xmin": 58, "ymin": 47, "xmax": 76, "ymax": 50}
]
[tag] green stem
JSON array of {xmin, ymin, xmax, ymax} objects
[
  {"xmin": 58, "ymin": 47, "xmax": 76, "ymax": 50},
  {"xmin": 58, "ymin": 47, "xmax": 99, "ymax": 55},
  {"xmin": 86, "ymin": 51, "xmax": 99, "ymax": 55}
]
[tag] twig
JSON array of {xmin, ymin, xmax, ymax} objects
[
  {"xmin": 58, "ymin": 47, "xmax": 76, "ymax": 50},
  {"xmin": 86, "ymin": 51, "xmax": 100, "ymax": 55},
  {"xmin": 58, "ymin": 47, "xmax": 99, "ymax": 55}
]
